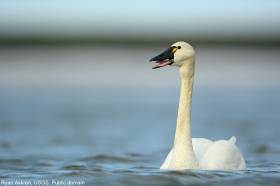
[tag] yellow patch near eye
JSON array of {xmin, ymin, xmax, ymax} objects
[{"xmin": 171, "ymin": 47, "xmax": 178, "ymax": 54}]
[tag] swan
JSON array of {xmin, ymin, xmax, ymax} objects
[{"xmin": 149, "ymin": 41, "xmax": 246, "ymax": 170}]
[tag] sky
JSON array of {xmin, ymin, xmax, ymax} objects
[{"xmin": 0, "ymin": 0, "xmax": 280, "ymax": 42}]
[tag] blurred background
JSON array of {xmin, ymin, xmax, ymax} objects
[{"xmin": 0, "ymin": 0, "xmax": 280, "ymax": 185}]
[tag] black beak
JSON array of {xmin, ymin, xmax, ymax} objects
[
  {"xmin": 149, "ymin": 46, "xmax": 177, "ymax": 69},
  {"xmin": 149, "ymin": 47, "xmax": 175, "ymax": 62}
]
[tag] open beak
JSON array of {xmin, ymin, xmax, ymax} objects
[{"xmin": 149, "ymin": 46, "xmax": 177, "ymax": 69}]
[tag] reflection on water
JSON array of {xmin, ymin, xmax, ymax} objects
[{"xmin": 0, "ymin": 45, "xmax": 279, "ymax": 185}]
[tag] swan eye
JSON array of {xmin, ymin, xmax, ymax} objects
[{"xmin": 177, "ymin": 46, "xmax": 181, "ymax": 49}]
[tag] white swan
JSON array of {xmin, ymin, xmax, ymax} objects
[{"xmin": 150, "ymin": 41, "xmax": 246, "ymax": 170}]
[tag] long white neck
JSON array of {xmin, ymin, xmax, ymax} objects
[{"xmin": 170, "ymin": 57, "xmax": 198, "ymax": 169}]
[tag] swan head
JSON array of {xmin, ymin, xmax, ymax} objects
[{"xmin": 149, "ymin": 41, "xmax": 195, "ymax": 69}]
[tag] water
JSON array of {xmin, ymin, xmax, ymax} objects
[{"xmin": 0, "ymin": 45, "xmax": 279, "ymax": 186}]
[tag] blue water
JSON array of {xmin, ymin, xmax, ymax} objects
[{"xmin": 0, "ymin": 86, "xmax": 279, "ymax": 186}]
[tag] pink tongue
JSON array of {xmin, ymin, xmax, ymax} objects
[{"xmin": 152, "ymin": 60, "xmax": 172, "ymax": 69}]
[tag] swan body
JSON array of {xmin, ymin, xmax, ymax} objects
[
  {"xmin": 160, "ymin": 137, "xmax": 246, "ymax": 170},
  {"xmin": 150, "ymin": 41, "xmax": 246, "ymax": 170}
]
